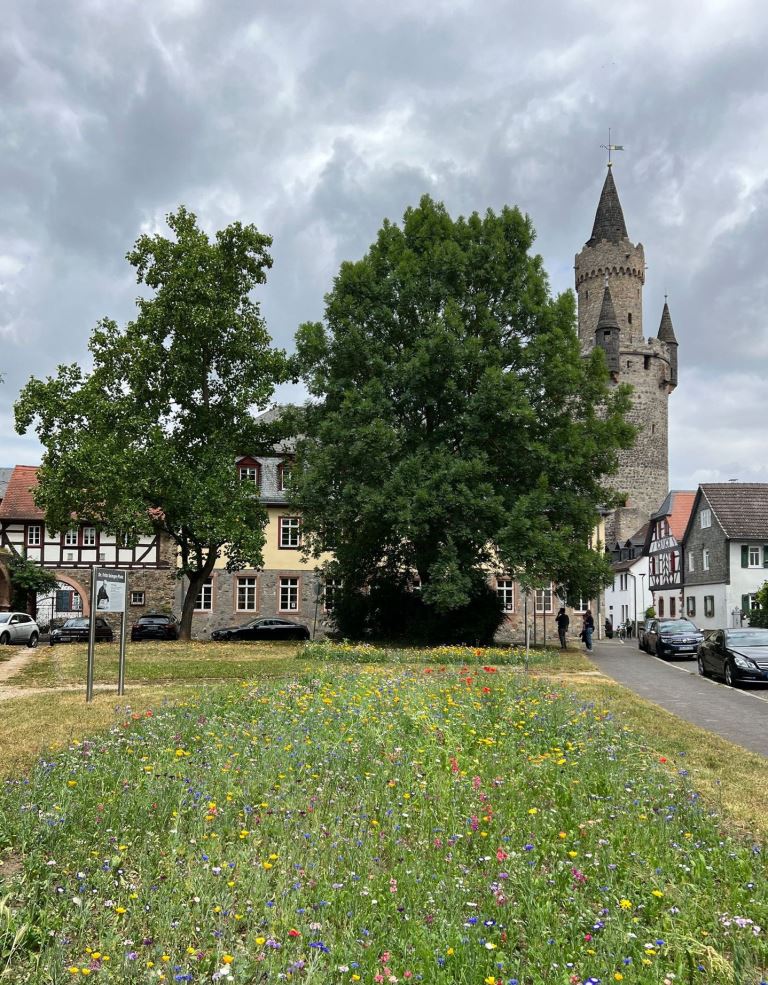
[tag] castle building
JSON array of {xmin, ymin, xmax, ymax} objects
[{"xmin": 575, "ymin": 166, "xmax": 679, "ymax": 544}]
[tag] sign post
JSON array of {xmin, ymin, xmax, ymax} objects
[{"xmin": 86, "ymin": 568, "xmax": 127, "ymax": 702}]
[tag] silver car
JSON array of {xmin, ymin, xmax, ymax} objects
[{"xmin": 0, "ymin": 612, "xmax": 40, "ymax": 648}]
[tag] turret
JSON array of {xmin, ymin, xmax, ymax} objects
[
  {"xmin": 657, "ymin": 300, "xmax": 678, "ymax": 389},
  {"xmin": 595, "ymin": 284, "xmax": 620, "ymax": 376}
]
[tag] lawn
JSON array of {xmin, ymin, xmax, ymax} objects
[{"xmin": 1, "ymin": 652, "xmax": 766, "ymax": 983}]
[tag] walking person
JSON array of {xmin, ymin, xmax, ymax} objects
[
  {"xmin": 582, "ymin": 609, "xmax": 595, "ymax": 652},
  {"xmin": 556, "ymin": 607, "xmax": 570, "ymax": 650}
]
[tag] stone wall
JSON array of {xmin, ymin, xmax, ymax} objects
[{"xmin": 575, "ymin": 237, "xmax": 645, "ymax": 347}]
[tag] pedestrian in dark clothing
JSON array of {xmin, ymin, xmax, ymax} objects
[
  {"xmin": 582, "ymin": 610, "xmax": 595, "ymax": 652},
  {"xmin": 556, "ymin": 607, "xmax": 569, "ymax": 649},
  {"xmin": 605, "ymin": 617, "xmax": 613, "ymax": 639}
]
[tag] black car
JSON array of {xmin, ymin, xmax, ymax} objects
[
  {"xmin": 637, "ymin": 618, "xmax": 655, "ymax": 652},
  {"xmin": 698, "ymin": 627, "xmax": 768, "ymax": 686},
  {"xmin": 50, "ymin": 617, "xmax": 113, "ymax": 646},
  {"xmin": 644, "ymin": 618, "xmax": 704, "ymax": 659},
  {"xmin": 211, "ymin": 618, "xmax": 310, "ymax": 642},
  {"xmin": 131, "ymin": 614, "xmax": 179, "ymax": 641}
]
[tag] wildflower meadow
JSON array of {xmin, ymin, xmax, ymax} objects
[{"xmin": 1, "ymin": 658, "xmax": 766, "ymax": 983}]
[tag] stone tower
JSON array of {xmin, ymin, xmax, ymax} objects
[{"xmin": 575, "ymin": 166, "xmax": 679, "ymax": 544}]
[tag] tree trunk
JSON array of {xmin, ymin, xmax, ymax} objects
[{"xmin": 177, "ymin": 550, "xmax": 218, "ymax": 641}]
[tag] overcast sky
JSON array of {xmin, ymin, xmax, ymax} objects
[{"xmin": 3, "ymin": 0, "xmax": 767, "ymax": 491}]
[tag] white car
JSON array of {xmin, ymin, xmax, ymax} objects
[{"xmin": 0, "ymin": 612, "xmax": 40, "ymax": 648}]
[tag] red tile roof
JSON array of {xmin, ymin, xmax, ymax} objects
[{"xmin": 0, "ymin": 466, "xmax": 44, "ymax": 520}]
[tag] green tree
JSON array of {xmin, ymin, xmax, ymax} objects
[
  {"xmin": 291, "ymin": 196, "xmax": 635, "ymax": 641},
  {"xmin": 15, "ymin": 207, "xmax": 287, "ymax": 639},
  {"xmin": 750, "ymin": 581, "xmax": 768, "ymax": 627},
  {"xmin": 1, "ymin": 552, "xmax": 58, "ymax": 614}
]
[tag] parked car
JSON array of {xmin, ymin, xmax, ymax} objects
[
  {"xmin": 131, "ymin": 613, "xmax": 179, "ymax": 642},
  {"xmin": 211, "ymin": 618, "xmax": 310, "ymax": 642},
  {"xmin": 637, "ymin": 618, "xmax": 655, "ymax": 652},
  {"xmin": 50, "ymin": 617, "xmax": 114, "ymax": 646},
  {"xmin": 643, "ymin": 618, "xmax": 704, "ymax": 659},
  {"xmin": 0, "ymin": 612, "xmax": 40, "ymax": 648},
  {"xmin": 697, "ymin": 627, "xmax": 768, "ymax": 686}
]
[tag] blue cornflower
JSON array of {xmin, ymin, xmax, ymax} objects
[{"xmin": 309, "ymin": 940, "xmax": 330, "ymax": 953}]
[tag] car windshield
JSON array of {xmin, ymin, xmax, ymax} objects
[
  {"xmin": 0, "ymin": 613, "xmax": 10, "ymax": 623},
  {"xmin": 728, "ymin": 630, "xmax": 768, "ymax": 646},
  {"xmin": 140, "ymin": 617, "xmax": 169, "ymax": 624},
  {"xmin": 660, "ymin": 620, "xmax": 697, "ymax": 633},
  {"xmin": 63, "ymin": 619, "xmax": 89, "ymax": 628}
]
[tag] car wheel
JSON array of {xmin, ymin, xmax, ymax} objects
[
  {"xmin": 27, "ymin": 632, "xmax": 39, "ymax": 649},
  {"xmin": 697, "ymin": 654, "xmax": 708, "ymax": 677},
  {"xmin": 724, "ymin": 662, "xmax": 738, "ymax": 688},
  {"xmin": 0, "ymin": 632, "xmax": 10, "ymax": 646}
]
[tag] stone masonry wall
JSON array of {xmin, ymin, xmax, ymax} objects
[{"xmin": 575, "ymin": 238, "xmax": 645, "ymax": 347}]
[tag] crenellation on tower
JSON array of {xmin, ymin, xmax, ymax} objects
[{"xmin": 576, "ymin": 165, "xmax": 679, "ymax": 544}]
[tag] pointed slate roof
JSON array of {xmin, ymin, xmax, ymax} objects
[
  {"xmin": 587, "ymin": 168, "xmax": 629, "ymax": 245},
  {"xmin": 596, "ymin": 285, "xmax": 619, "ymax": 330},
  {"xmin": 657, "ymin": 301, "xmax": 678, "ymax": 344}
]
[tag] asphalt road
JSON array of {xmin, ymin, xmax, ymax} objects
[{"xmin": 588, "ymin": 637, "xmax": 768, "ymax": 759}]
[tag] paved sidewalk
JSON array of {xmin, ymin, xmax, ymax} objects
[{"xmin": 586, "ymin": 637, "xmax": 768, "ymax": 759}]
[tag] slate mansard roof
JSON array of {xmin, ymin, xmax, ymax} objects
[
  {"xmin": 587, "ymin": 168, "xmax": 629, "ymax": 246},
  {"xmin": 686, "ymin": 483, "xmax": 768, "ymax": 541}
]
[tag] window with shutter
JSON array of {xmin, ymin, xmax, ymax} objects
[
  {"xmin": 741, "ymin": 545, "xmax": 749, "ymax": 567},
  {"xmin": 764, "ymin": 545, "xmax": 768, "ymax": 567},
  {"xmin": 742, "ymin": 594, "xmax": 750, "ymax": 613}
]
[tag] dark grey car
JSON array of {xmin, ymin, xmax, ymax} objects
[
  {"xmin": 644, "ymin": 618, "xmax": 704, "ymax": 659},
  {"xmin": 0, "ymin": 612, "xmax": 40, "ymax": 648}
]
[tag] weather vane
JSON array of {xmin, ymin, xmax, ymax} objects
[{"xmin": 600, "ymin": 128, "xmax": 624, "ymax": 167}]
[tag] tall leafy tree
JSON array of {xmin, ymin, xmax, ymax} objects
[
  {"xmin": 291, "ymin": 195, "xmax": 635, "ymax": 640},
  {"xmin": 15, "ymin": 207, "xmax": 287, "ymax": 639},
  {"xmin": 750, "ymin": 581, "xmax": 768, "ymax": 628}
]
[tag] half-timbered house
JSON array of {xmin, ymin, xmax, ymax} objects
[
  {"xmin": 643, "ymin": 490, "xmax": 696, "ymax": 620},
  {"xmin": 0, "ymin": 465, "xmax": 175, "ymax": 623}
]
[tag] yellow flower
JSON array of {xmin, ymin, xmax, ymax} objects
[
  {"xmin": 68, "ymin": 969, "xmax": 80, "ymax": 976},
  {"xmin": 262, "ymin": 861, "xmax": 273, "ymax": 870},
  {"xmin": 222, "ymin": 954, "xmax": 234, "ymax": 964},
  {"xmin": 614, "ymin": 975, "xmax": 624, "ymax": 982},
  {"xmin": 255, "ymin": 937, "xmax": 266, "ymax": 945},
  {"xmin": 67, "ymin": 781, "xmax": 77, "ymax": 788},
  {"xmin": 527, "ymin": 807, "xmax": 538, "ymax": 815},
  {"xmin": 619, "ymin": 898, "xmax": 632, "ymax": 910},
  {"xmin": 114, "ymin": 906, "xmax": 127, "ymax": 914},
  {"xmin": 446, "ymin": 947, "xmax": 454, "ymax": 956},
  {"xmin": 652, "ymin": 889, "xmax": 664, "ymax": 898}
]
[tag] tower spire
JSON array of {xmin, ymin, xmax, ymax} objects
[
  {"xmin": 657, "ymin": 300, "xmax": 678, "ymax": 344},
  {"xmin": 587, "ymin": 168, "xmax": 629, "ymax": 246},
  {"xmin": 597, "ymin": 283, "xmax": 619, "ymax": 330}
]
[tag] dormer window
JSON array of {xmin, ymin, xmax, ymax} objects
[
  {"xmin": 239, "ymin": 465, "xmax": 260, "ymax": 486},
  {"xmin": 277, "ymin": 461, "xmax": 293, "ymax": 492}
]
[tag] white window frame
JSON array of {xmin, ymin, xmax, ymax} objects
[
  {"xmin": 239, "ymin": 466, "xmax": 259, "ymax": 485},
  {"xmin": 27, "ymin": 525, "xmax": 41, "ymax": 546},
  {"xmin": 63, "ymin": 529, "xmax": 78, "ymax": 547},
  {"xmin": 195, "ymin": 579, "xmax": 213, "ymax": 611},
  {"xmin": 704, "ymin": 595, "xmax": 715, "ymax": 618},
  {"xmin": 702, "ymin": 549, "xmax": 710, "ymax": 571},
  {"xmin": 748, "ymin": 545, "xmax": 761, "ymax": 568},
  {"xmin": 279, "ymin": 516, "xmax": 301, "ymax": 549},
  {"xmin": 686, "ymin": 596, "xmax": 695, "ymax": 617},
  {"xmin": 619, "ymin": 573, "xmax": 628, "ymax": 591},
  {"xmin": 700, "ymin": 508, "xmax": 711, "ymax": 529},
  {"xmin": 534, "ymin": 585, "xmax": 553, "ymax": 614},
  {"xmin": 279, "ymin": 577, "xmax": 299, "ymax": 612},
  {"xmin": 130, "ymin": 591, "xmax": 145, "ymax": 606},
  {"xmin": 237, "ymin": 577, "xmax": 257, "ymax": 611},
  {"xmin": 278, "ymin": 462, "xmax": 292, "ymax": 492},
  {"xmin": 688, "ymin": 552, "xmax": 694, "ymax": 572},
  {"xmin": 83, "ymin": 527, "xmax": 97, "ymax": 547},
  {"xmin": 496, "ymin": 578, "xmax": 514, "ymax": 612}
]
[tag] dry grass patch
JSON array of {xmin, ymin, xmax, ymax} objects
[
  {"xmin": 5, "ymin": 639, "xmax": 302, "ymax": 688},
  {"xmin": 0, "ymin": 684, "xmax": 202, "ymax": 780},
  {"xmin": 562, "ymin": 675, "xmax": 768, "ymax": 840}
]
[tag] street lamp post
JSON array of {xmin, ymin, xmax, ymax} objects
[
  {"xmin": 627, "ymin": 571, "xmax": 637, "ymax": 638},
  {"xmin": 638, "ymin": 573, "xmax": 646, "ymax": 621}
]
